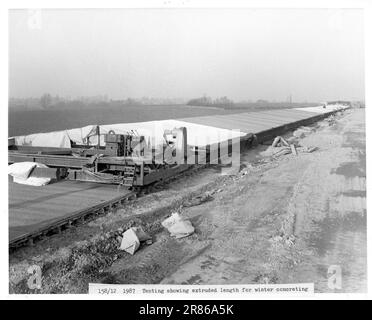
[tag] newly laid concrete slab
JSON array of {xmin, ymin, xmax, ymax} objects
[
  {"xmin": 9, "ymin": 178, "xmax": 132, "ymax": 245},
  {"xmin": 179, "ymin": 107, "xmax": 335, "ymax": 133}
]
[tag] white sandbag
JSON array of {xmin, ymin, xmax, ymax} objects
[
  {"xmin": 8, "ymin": 162, "xmax": 37, "ymax": 179},
  {"xmin": 120, "ymin": 228, "xmax": 140, "ymax": 255},
  {"xmin": 162, "ymin": 212, "xmax": 194, "ymax": 239},
  {"xmin": 9, "ymin": 162, "xmax": 51, "ymax": 186},
  {"xmin": 168, "ymin": 220, "xmax": 194, "ymax": 239},
  {"xmin": 13, "ymin": 176, "xmax": 51, "ymax": 186},
  {"xmin": 119, "ymin": 227, "xmax": 152, "ymax": 254}
]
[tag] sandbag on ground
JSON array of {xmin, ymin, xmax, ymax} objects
[
  {"xmin": 8, "ymin": 162, "xmax": 52, "ymax": 186},
  {"xmin": 119, "ymin": 227, "xmax": 152, "ymax": 255},
  {"xmin": 8, "ymin": 162, "xmax": 37, "ymax": 179},
  {"xmin": 162, "ymin": 212, "xmax": 194, "ymax": 239}
]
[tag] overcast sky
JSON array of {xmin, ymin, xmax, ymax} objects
[{"xmin": 9, "ymin": 9, "xmax": 364, "ymax": 102}]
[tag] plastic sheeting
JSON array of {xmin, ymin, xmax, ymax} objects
[
  {"xmin": 15, "ymin": 130, "xmax": 72, "ymax": 148},
  {"xmin": 11, "ymin": 105, "xmax": 347, "ymax": 149},
  {"xmin": 14, "ymin": 124, "xmax": 99, "ymax": 148},
  {"xmin": 162, "ymin": 212, "xmax": 195, "ymax": 239},
  {"xmin": 11, "ymin": 119, "xmax": 246, "ymax": 149}
]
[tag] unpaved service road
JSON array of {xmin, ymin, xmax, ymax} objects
[
  {"xmin": 9, "ymin": 109, "xmax": 366, "ymax": 293},
  {"xmin": 104, "ymin": 109, "xmax": 366, "ymax": 292}
]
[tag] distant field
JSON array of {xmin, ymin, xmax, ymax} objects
[{"xmin": 8, "ymin": 102, "xmax": 318, "ymax": 136}]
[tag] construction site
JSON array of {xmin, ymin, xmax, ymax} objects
[
  {"xmin": 8, "ymin": 101, "xmax": 366, "ymax": 293},
  {"xmin": 6, "ymin": 6, "xmax": 368, "ymax": 299}
]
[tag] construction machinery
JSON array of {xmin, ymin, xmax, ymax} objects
[{"xmin": 8, "ymin": 127, "xmax": 189, "ymax": 188}]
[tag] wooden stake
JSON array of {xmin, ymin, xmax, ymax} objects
[
  {"xmin": 272, "ymin": 136, "xmax": 281, "ymax": 147},
  {"xmin": 280, "ymin": 137, "xmax": 289, "ymax": 147},
  {"xmin": 290, "ymin": 144, "xmax": 297, "ymax": 156}
]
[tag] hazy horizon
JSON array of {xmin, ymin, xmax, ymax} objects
[{"xmin": 9, "ymin": 9, "xmax": 365, "ymax": 102}]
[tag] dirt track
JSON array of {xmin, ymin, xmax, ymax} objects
[
  {"xmin": 159, "ymin": 108, "xmax": 367, "ymax": 292},
  {"xmin": 9, "ymin": 108, "xmax": 366, "ymax": 293}
]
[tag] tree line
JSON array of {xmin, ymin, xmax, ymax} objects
[{"xmin": 186, "ymin": 96, "xmax": 234, "ymax": 107}]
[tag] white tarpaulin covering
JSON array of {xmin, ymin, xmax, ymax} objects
[
  {"xmin": 14, "ymin": 124, "xmax": 99, "ymax": 148},
  {"xmin": 11, "ymin": 105, "xmax": 347, "ymax": 149},
  {"xmin": 15, "ymin": 130, "xmax": 72, "ymax": 148},
  {"xmin": 12, "ymin": 119, "xmax": 247, "ymax": 149},
  {"xmin": 66, "ymin": 125, "xmax": 99, "ymax": 146}
]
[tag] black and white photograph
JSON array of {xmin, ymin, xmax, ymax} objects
[{"xmin": 2, "ymin": 0, "xmax": 370, "ymax": 301}]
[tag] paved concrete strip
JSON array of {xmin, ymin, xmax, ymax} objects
[
  {"xmin": 180, "ymin": 108, "xmax": 326, "ymax": 132},
  {"xmin": 9, "ymin": 179, "xmax": 133, "ymax": 244}
]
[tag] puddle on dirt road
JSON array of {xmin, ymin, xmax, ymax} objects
[
  {"xmin": 306, "ymin": 162, "xmax": 366, "ymax": 288},
  {"xmin": 340, "ymin": 190, "xmax": 366, "ymax": 198},
  {"xmin": 331, "ymin": 160, "xmax": 365, "ymax": 178},
  {"xmin": 343, "ymin": 132, "xmax": 366, "ymax": 150},
  {"xmin": 297, "ymin": 112, "xmax": 367, "ymax": 292},
  {"xmin": 304, "ymin": 212, "xmax": 367, "ymax": 292},
  {"xmin": 298, "ymin": 198, "xmax": 367, "ymax": 292},
  {"xmin": 307, "ymin": 211, "xmax": 366, "ymax": 257},
  {"xmin": 313, "ymin": 169, "xmax": 366, "ymax": 290}
]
